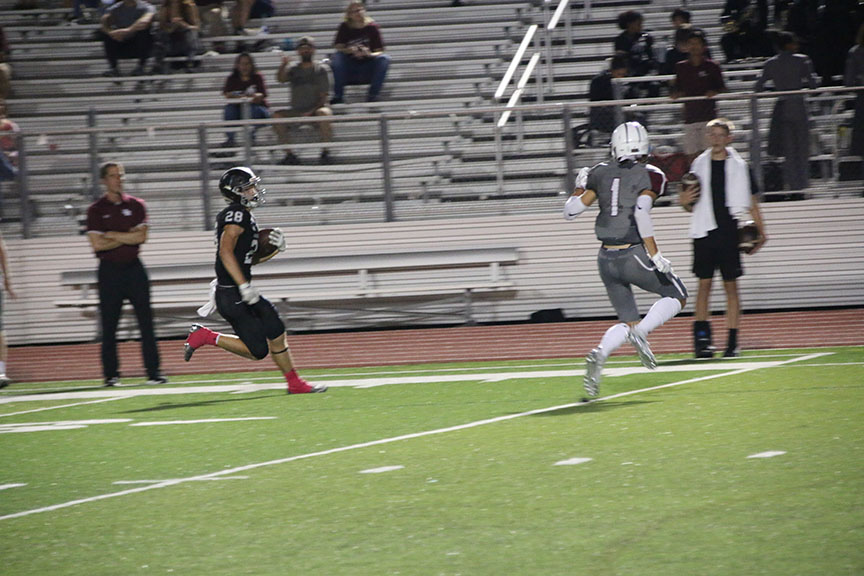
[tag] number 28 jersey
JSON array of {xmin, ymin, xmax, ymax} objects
[
  {"xmin": 215, "ymin": 202, "xmax": 259, "ymax": 286},
  {"xmin": 585, "ymin": 160, "xmax": 666, "ymax": 245}
]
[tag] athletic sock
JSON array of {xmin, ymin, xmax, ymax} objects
[
  {"xmin": 597, "ymin": 323, "xmax": 630, "ymax": 359},
  {"xmin": 636, "ymin": 297, "xmax": 682, "ymax": 335},
  {"xmin": 726, "ymin": 329, "xmax": 738, "ymax": 352}
]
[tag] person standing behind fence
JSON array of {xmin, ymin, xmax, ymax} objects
[
  {"xmin": 0, "ymin": 230, "xmax": 15, "ymax": 388},
  {"xmin": 86, "ymin": 162, "xmax": 166, "ymax": 387},
  {"xmin": 220, "ymin": 51, "xmax": 269, "ymax": 149},
  {"xmin": 754, "ymin": 32, "xmax": 819, "ymax": 191},
  {"xmin": 671, "ymin": 29, "xmax": 725, "ymax": 158},
  {"xmin": 845, "ymin": 23, "xmax": 864, "ymax": 193},
  {"xmin": 330, "ymin": 0, "xmax": 390, "ymax": 104},
  {"xmin": 679, "ymin": 118, "xmax": 767, "ymax": 359}
]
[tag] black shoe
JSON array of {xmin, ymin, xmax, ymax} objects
[
  {"xmin": 319, "ymin": 149, "xmax": 332, "ymax": 164},
  {"xmin": 130, "ymin": 64, "xmax": 146, "ymax": 76},
  {"xmin": 330, "ymin": 97, "xmax": 344, "ymax": 105},
  {"xmin": 145, "ymin": 376, "xmax": 168, "ymax": 385},
  {"xmin": 104, "ymin": 376, "xmax": 120, "ymax": 387},
  {"xmin": 279, "ymin": 152, "xmax": 301, "ymax": 165},
  {"xmin": 150, "ymin": 64, "xmax": 166, "ymax": 75},
  {"xmin": 722, "ymin": 348, "xmax": 740, "ymax": 358},
  {"xmin": 102, "ymin": 67, "xmax": 121, "ymax": 77}
]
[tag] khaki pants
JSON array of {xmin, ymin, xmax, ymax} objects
[{"xmin": 683, "ymin": 121, "xmax": 708, "ymax": 156}]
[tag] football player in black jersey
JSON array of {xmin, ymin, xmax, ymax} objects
[{"xmin": 183, "ymin": 166, "xmax": 327, "ymax": 394}]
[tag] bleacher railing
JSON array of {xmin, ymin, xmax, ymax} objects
[{"xmin": 6, "ymin": 85, "xmax": 864, "ymax": 238}]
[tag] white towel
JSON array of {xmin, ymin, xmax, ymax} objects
[
  {"xmin": 689, "ymin": 147, "xmax": 752, "ymax": 239},
  {"xmin": 196, "ymin": 278, "xmax": 218, "ymax": 317}
]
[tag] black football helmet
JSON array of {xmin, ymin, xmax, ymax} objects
[{"xmin": 219, "ymin": 166, "xmax": 265, "ymax": 209}]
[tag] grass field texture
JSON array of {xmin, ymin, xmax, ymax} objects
[{"xmin": 1, "ymin": 346, "xmax": 862, "ymax": 575}]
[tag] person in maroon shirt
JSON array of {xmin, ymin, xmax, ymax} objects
[
  {"xmin": 86, "ymin": 162, "xmax": 165, "ymax": 387},
  {"xmin": 220, "ymin": 51, "xmax": 270, "ymax": 149},
  {"xmin": 671, "ymin": 29, "xmax": 725, "ymax": 157},
  {"xmin": 330, "ymin": 0, "xmax": 390, "ymax": 103}
]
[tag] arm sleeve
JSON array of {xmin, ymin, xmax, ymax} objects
[
  {"xmin": 563, "ymin": 194, "xmax": 588, "ymax": 220},
  {"xmin": 369, "ymin": 23, "xmax": 384, "ymax": 51},
  {"xmin": 634, "ymin": 194, "xmax": 655, "ymax": 239}
]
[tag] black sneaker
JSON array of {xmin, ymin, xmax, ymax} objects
[
  {"xmin": 146, "ymin": 376, "xmax": 168, "ymax": 385},
  {"xmin": 102, "ymin": 68, "xmax": 121, "ymax": 77},
  {"xmin": 130, "ymin": 64, "xmax": 146, "ymax": 76},
  {"xmin": 104, "ymin": 376, "xmax": 121, "ymax": 387},
  {"xmin": 319, "ymin": 149, "xmax": 332, "ymax": 164}
]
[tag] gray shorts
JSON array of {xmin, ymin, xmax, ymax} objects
[{"xmin": 598, "ymin": 244, "xmax": 688, "ymax": 323}]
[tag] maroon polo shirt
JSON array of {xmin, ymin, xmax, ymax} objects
[
  {"xmin": 674, "ymin": 58, "xmax": 725, "ymax": 124},
  {"xmin": 86, "ymin": 193, "xmax": 148, "ymax": 263}
]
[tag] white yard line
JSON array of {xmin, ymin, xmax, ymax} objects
[
  {"xmin": 0, "ymin": 352, "xmax": 828, "ymax": 522},
  {"xmin": 0, "ymin": 361, "xmax": 798, "ymax": 406},
  {"xmin": 129, "ymin": 417, "xmax": 276, "ymax": 427},
  {"xmin": 0, "ymin": 396, "xmax": 126, "ymax": 418}
]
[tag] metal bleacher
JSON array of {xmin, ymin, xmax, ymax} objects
[{"xmin": 1, "ymin": 0, "xmax": 860, "ymax": 239}]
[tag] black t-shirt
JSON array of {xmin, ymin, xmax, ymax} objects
[{"xmin": 215, "ymin": 202, "xmax": 258, "ymax": 286}]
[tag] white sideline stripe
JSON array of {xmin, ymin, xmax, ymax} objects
[
  {"xmin": 0, "ymin": 352, "xmax": 827, "ymax": 522},
  {"xmin": 113, "ymin": 476, "xmax": 249, "ymax": 485},
  {"xmin": 747, "ymin": 451, "xmax": 786, "ymax": 459},
  {"xmin": 129, "ymin": 417, "xmax": 276, "ymax": 427},
  {"xmin": 2, "ymin": 352, "xmax": 837, "ymax": 395},
  {"xmin": 0, "ymin": 396, "xmax": 125, "ymax": 418},
  {"xmin": 0, "ymin": 361, "xmax": 796, "ymax": 405},
  {"xmin": 0, "ymin": 483, "xmax": 27, "ymax": 491}
]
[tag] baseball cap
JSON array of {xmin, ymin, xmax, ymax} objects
[{"xmin": 296, "ymin": 36, "xmax": 315, "ymax": 48}]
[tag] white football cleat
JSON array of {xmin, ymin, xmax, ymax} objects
[
  {"xmin": 628, "ymin": 327, "xmax": 657, "ymax": 370},
  {"xmin": 583, "ymin": 348, "xmax": 604, "ymax": 397}
]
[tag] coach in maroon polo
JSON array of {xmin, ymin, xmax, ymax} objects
[{"xmin": 86, "ymin": 161, "xmax": 164, "ymax": 387}]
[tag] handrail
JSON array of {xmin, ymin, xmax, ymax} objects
[
  {"xmin": 494, "ymin": 24, "xmax": 538, "ymax": 101},
  {"xmin": 15, "ymin": 85, "xmax": 864, "ymax": 139},
  {"xmin": 14, "ymin": 84, "xmax": 864, "ymax": 140},
  {"xmin": 498, "ymin": 52, "xmax": 542, "ymax": 128}
]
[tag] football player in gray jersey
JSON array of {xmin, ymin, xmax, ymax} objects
[{"xmin": 564, "ymin": 122, "xmax": 688, "ymax": 397}]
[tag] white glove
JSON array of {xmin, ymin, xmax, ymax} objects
[
  {"xmin": 238, "ymin": 282, "xmax": 260, "ymax": 305},
  {"xmin": 650, "ymin": 251, "xmax": 673, "ymax": 274},
  {"xmin": 574, "ymin": 167, "xmax": 590, "ymax": 190},
  {"xmin": 268, "ymin": 227, "xmax": 287, "ymax": 252}
]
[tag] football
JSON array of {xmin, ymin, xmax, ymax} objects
[
  {"xmin": 680, "ymin": 171, "xmax": 701, "ymax": 207},
  {"xmin": 252, "ymin": 228, "xmax": 278, "ymax": 264},
  {"xmin": 737, "ymin": 220, "xmax": 760, "ymax": 254}
]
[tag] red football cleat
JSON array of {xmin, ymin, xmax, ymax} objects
[
  {"xmin": 288, "ymin": 377, "xmax": 327, "ymax": 394},
  {"xmin": 183, "ymin": 324, "xmax": 217, "ymax": 362}
]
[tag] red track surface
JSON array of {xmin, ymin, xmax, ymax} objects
[{"xmin": 9, "ymin": 309, "xmax": 860, "ymax": 383}]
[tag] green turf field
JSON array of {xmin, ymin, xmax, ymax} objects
[{"xmin": 1, "ymin": 347, "xmax": 862, "ymax": 575}]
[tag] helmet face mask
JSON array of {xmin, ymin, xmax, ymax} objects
[
  {"xmin": 219, "ymin": 166, "xmax": 265, "ymax": 209},
  {"xmin": 610, "ymin": 121, "xmax": 650, "ymax": 162}
]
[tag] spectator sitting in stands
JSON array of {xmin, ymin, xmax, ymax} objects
[
  {"xmin": 0, "ymin": 25, "xmax": 11, "ymax": 100},
  {"xmin": 195, "ymin": 0, "xmax": 228, "ymax": 54},
  {"xmin": 220, "ymin": 51, "xmax": 269, "ymax": 149},
  {"xmin": 99, "ymin": 0, "xmax": 157, "ymax": 77},
  {"xmin": 273, "ymin": 36, "xmax": 333, "ymax": 166},
  {"xmin": 330, "ymin": 0, "xmax": 391, "ymax": 104},
  {"xmin": 151, "ymin": 0, "xmax": 200, "ymax": 73},
  {"xmin": 614, "ymin": 10, "xmax": 658, "ymax": 98},
  {"xmin": 231, "ymin": 0, "xmax": 273, "ymax": 36},
  {"xmin": 720, "ymin": 0, "xmax": 773, "ymax": 63},
  {"xmin": 671, "ymin": 28, "xmax": 726, "ymax": 158},
  {"xmin": 587, "ymin": 54, "xmax": 630, "ymax": 136}
]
